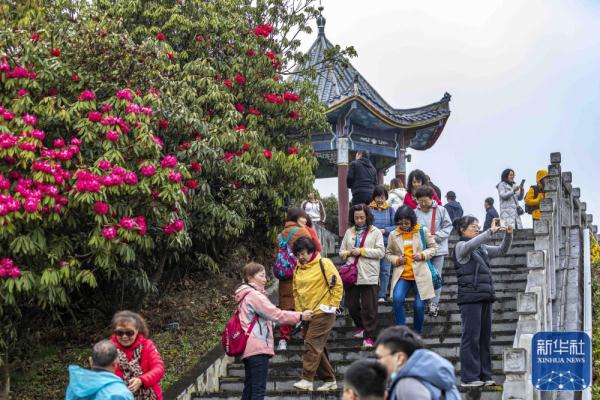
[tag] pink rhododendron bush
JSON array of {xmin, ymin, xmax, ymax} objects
[{"xmin": 0, "ymin": 0, "xmax": 356, "ymax": 394}]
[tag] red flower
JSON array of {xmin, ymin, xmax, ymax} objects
[
  {"xmin": 248, "ymin": 108, "xmax": 261, "ymax": 116},
  {"xmin": 179, "ymin": 141, "xmax": 191, "ymax": 150},
  {"xmin": 158, "ymin": 119, "xmax": 169, "ymax": 130},
  {"xmin": 263, "ymin": 149, "xmax": 272, "ymax": 159},
  {"xmin": 254, "ymin": 24, "xmax": 273, "ymax": 38},
  {"xmin": 234, "ymin": 180, "xmax": 241, "ymax": 189},
  {"xmin": 196, "ymin": 34, "xmax": 204, "ymax": 42},
  {"xmin": 289, "ymin": 110, "xmax": 299, "ymax": 119},
  {"xmin": 98, "ymin": 30, "xmax": 108, "ymax": 37},
  {"xmin": 31, "ymin": 33, "xmax": 40, "ymax": 41},
  {"xmin": 242, "ymin": 143, "xmax": 250, "ymax": 152},
  {"xmin": 235, "ymin": 125, "xmax": 246, "ymax": 131},
  {"xmin": 156, "ymin": 32, "xmax": 165, "ymax": 41},
  {"xmin": 194, "ymin": 133, "xmax": 204, "ymax": 141},
  {"xmin": 47, "ymin": 87, "xmax": 58, "ymax": 96},
  {"xmin": 284, "ymin": 92, "xmax": 300, "ymax": 102},
  {"xmin": 164, "ymin": 51, "xmax": 175, "ymax": 60},
  {"xmin": 190, "ymin": 161, "xmax": 201, "ymax": 172},
  {"xmin": 264, "ymin": 93, "xmax": 284, "ymax": 103},
  {"xmin": 265, "ymin": 51, "xmax": 276, "ymax": 60},
  {"xmin": 223, "ymin": 79, "xmax": 233, "ymax": 88},
  {"xmin": 235, "ymin": 103, "xmax": 245, "ymax": 113},
  {"xmin": 71, "ymin": 73, "xmax": 81, "ymax": 82},
  {"xmin": 246, "ymin": 49, "xmax": 256, "ymax": 57},
  {"xmin": 272, "ymin": 60, "xmax": 281, "ymax": 69},
  {"xmin": 50, "ymin": 48, "xmax": 61, "ymax": 57},
  {"xmin": 17, "ymin": 89, "xmax": 28, "ymax": 97},
  {"xmin": 288, "ymin": 147, "xmax": 299, "ymax": 154},
  {"xmin": 186, "ymin": 179, "xmax": 198, "ymax": 189},
  {"xmin": 235, "ymin": 74, "xmax": 246, "ymax": 85}
]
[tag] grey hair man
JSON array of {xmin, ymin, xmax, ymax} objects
[{"xmin": 66, "ymin": 340, "xmax": 133, "ymax": 400}]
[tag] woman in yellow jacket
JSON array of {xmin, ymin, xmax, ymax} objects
[
  {"xmin": 386, "ymin": 205, "xmax": 437, "ymax": 334},
  {"xmin": 292, "ymin": 237, "xmax": 343, "ymax": 392},
  {"xmin": 525, "ymin": 169, "xmax": 548, "ymax": 220}
]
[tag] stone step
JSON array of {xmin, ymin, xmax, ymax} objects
[
  {"xmin": 329, "ymin": 324, "xmax": 516, "ymax": 340},
  {"xmin": 194, "ymin": 386, "xmax": 504, "ymax": 400}
]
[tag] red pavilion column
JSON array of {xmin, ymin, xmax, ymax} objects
[{"xmin": 337, "ymin": 137, "xmax": 349, "ymax": 237}]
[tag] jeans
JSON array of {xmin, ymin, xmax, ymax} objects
[
  {"xmin": 459, "ymin": 302, "xmax": 493, "ymax": 383},
  {"xmin": 429, "ymin": 255, "xmax": 445, "ymax": 306},
  {"xmin": 393, "ymin": 279, "xmax": 425, "ymax": 334},
  {"xmin": 242, "ymin": 354, "xmax": 270, "ymax": 400},
  {"xmin": 378, "ymin": 257, "xmax": 392, "ymax": 299}
]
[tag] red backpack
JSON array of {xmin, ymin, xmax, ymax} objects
[{"xmin": 222, "ymin": 290, "xmax": 259, "ymax": 357}]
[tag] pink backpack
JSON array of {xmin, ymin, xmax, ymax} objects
[{"xmin": 222, "ymin": 290, "xmax": 259, "ymax": 357}]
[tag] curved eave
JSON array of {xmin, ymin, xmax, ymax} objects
[
  {"xmin": 410, "ymin": 117, "xmax": 449, "ymax": 151},
  {"xmin": 326, "ymin": 95, "xmax": 450, "ymax": 129}
]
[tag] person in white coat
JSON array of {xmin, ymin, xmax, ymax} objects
[
  {"xmin": 496, "ymin": 168, "xmax": 524, "ymax": 229},
  {"xmin": 387, "ymin": 178, "xmax": 407, "ymax": 211},
  {"xmin": 339, "ymin": 204, "xmax": 385, "ymax": 349}
]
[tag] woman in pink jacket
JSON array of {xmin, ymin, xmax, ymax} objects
[{"xmin": 236, "ymin": 262, "xmax": 313, "ymax": 400}]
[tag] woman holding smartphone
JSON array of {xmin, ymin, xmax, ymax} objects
[
  {"xmin": 452, "ymin": 216, "xmax": 513, "ymax": 388},
  {"xmin": 496, "ymin": 168, "xmax": 524, "ymax": 229}
]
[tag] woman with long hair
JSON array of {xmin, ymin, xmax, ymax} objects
[
  {"xmin": 402, "ymin": 169, "xmax": 442, "ymax": 209},
  {"xmin": 496, "ymin": 168, "xmax": 524, "ymax": 229},
  {"xmin": 339, "ymin": 204, "xmax": 385, "ymax": 349}
]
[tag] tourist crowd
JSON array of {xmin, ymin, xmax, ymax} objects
[{"xmin": 65, "ymin": 153, "xmax": 549, "ymax": 399}]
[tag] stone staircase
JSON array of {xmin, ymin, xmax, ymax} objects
[{"xmin": 192, "ymin": 229, "xmax": 534, "ymax": 400}]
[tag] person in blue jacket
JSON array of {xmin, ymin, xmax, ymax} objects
[
  {"xmin": 374, "ymin": 326, "xmax": 460, "ymax": 400},
  {"xmin": 66, "ymin": 340, "xmax": 133, "ymax": 400}
]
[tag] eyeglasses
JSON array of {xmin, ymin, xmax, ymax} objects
[{"xmin": 114, "ymin": 329, "xmax": 136, "ymax": 338}]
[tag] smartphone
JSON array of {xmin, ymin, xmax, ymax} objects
[{"xmin": 520, "ymin": 179, "xmax": 526, "ymax": 187}]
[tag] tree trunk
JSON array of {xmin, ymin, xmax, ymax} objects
[{"xmin": 0, "ymin": 350, "xmax": 9, "ymax": 400}]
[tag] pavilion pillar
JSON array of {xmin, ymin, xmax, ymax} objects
[
  {"xmin": 377, "ymin": 169, "xmax": 385, "ymax": 185},
  {"xmin": 337, "ymin": 137, "xmax": 349, "ymax": 237},
  {"xmin": 395, "ymin": 132, "xmax": 407, "ymax": 186}
]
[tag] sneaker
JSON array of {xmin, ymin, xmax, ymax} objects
[
  {"xmin": 363, "ymin": 338, "xmax": 374, "ymax": 349},
  {"xmin": 316, "ymin": 381, "xmax": 338, "ymax": 391},
  {"xmin": 484, "ymin": 380, "xmax": 496, "ymax": 386},
  {"xmin": 352, "ymin": 329, "xmax": 365, "ymax": 339},
  {"xmin": 428, "ymin": 303, "xmax": 439, "ymax": 317},
  {"xmin": 293, "ymin": 379, "xmax": 314, "ymax": 391},
  {"xmin": 378, "ymin": 297, "xmax": 386, "ymax": 303},
  {"xmin": 277, "ymin": 339, "xmax": 287, "ymax": 351},
  {"xmin": 460, "ymin": 381, "xmax": 484, "ymax": 388}
]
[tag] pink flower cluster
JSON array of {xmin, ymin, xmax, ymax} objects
[
  {"xmin": 116, "ymin": 89, "xmax": 133, "ymax": 101},
  {"xmin": 101, "ymin": 215, "xmax": 147, "ymax": 240},
  {"xmin": 254, "ymin": 24, "xmax": 273, "ymax": 38},
  {"xmin": 0, "ymin": 258, "xmax": 21, "ymax": 279},
  {"xmin": 125, "ymin": 103, "xmax": 153, "ymax": 116},
  {"xmin": 75, "ymin": 171, "xmax": 101, "ymax": 192},
  {"xmin": 140, "ymin": 163, "xmax": 156, "ymax": 177},
  {"xmin": 163, "ymin": 219, "xmax": 184, "ymax": 234},
  {"xmin": 161, "ymin": 155, "xmax": 177, "ymax": 168},
  {"xmin": 78, "ymin": 90, "xmax": 96, "ymax": 101},
  {"xmin": 0, "ymin": 64, "xmax": 37, "ymax": 80},
  {"xmin": 0, "ymin": 193, "xmax": 21, "ymax": 216},
  {"xmin": 264, "ymin": 93, "xmax": 284, "ymax": 104}
]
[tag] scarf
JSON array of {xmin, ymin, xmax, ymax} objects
[
  {"xmin": 369, "ymin": 200, "xmax": 389, "ymax": 211},
  {"xmin": 117, "ymin": 344, "xmax": 157, "ymax": 400},
  {"xmin": 396, "ymin": 223, "xmax": 420, "ymax": 235},
  {"xmin": 354, "ymin": 225, "xmax": 367, "ymax": 247}
]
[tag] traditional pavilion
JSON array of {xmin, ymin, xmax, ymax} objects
[{"xmin": 297, "ymin": 8, "xmax": 452, "ymax": 236}]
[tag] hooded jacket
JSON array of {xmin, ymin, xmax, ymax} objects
[
  {"xmin": 235, "ymin": 284, "xmax": 301, "ymax": 359},
  {"xmin": 525, "ymin": 169, "xmax": 548, "ymax": 221},
  {"xmin": 65, "ymin": 365, "xmax": 134, "ymax": 400},
  {"xmin": 389, "ymin": 349, "xmax": 460, "ymax": 400},
  {"xmin": 388, "ymin": 188, "xmax": 407, "ymax": 210},
  {"xmin": 293, "ymin": 253, "xmax": 343, "ymax": 313},
  {"xmin": 110, "ymin": 335, "xmax": 164, "ymax": 400},
  {"xmin": 346, "ymin": 157, "xmax": 377, "ymax": 195}
]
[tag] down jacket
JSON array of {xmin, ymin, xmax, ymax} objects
[
  {"xmin": 110, "ymin": 334, "xmax": 164, "ymax": 400},
  {"xmin": 525, "ymin": 169, "xmax": 548, "ymax": 221}
]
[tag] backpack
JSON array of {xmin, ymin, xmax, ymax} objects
[
  {"xmin": 272, "ymin": 227, "xmax": 300, "ymax": 280},
  {"xmin": 221, "ymin": 289, "xmax": 259, "ymax": 357},
  {"xmin": 525, "ymin": 186, "xmax": 540, "ymax": 214}
]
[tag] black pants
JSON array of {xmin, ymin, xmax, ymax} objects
[
  {"xmin": 242, "ymin": 354, "xmax": 270, "ymax": 400},
  {"xmin": 459, "ymin": 302, "xmax": 493, "ymax": 382},
  {"xmin": 346, "ymin": 284, "xmax": 378, "ymax": 340},
  {"xmin": 351, "ymin": 191, "xmax": 372, "ymax": 206}
]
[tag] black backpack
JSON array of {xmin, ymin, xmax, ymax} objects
[{"xmin": 525, "ymin": 186, "xmax": 540, "ymax": 214}]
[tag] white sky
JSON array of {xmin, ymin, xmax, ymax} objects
[{"xmin": 311, "ymin": 0, "xmax": 600, "ymax": 228}]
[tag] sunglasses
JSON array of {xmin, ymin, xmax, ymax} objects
[{"xmin": 114, "ymin": 329, "xmax": 136, "ymax": 338}]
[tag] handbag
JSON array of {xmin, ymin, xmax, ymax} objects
[
  {"xmin": 419, "ymin": 226, "xmax": 442, "ymax": 290},
  {"xmin": 338, "ymin": 228, "xmax": 368, "ymax": 288},
  {"xmin": 512, "ymin": 191, "xmax": 525, "ymax": 216}
]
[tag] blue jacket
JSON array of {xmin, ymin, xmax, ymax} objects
[
  {"xmin": 483, "ymin": 206, "xmax": 499, "ymax": 231},
  {"xmin": 370, "ymin": 203, "xmax": 396, "ymax": 245},
  {"xmin": 65, "ymin": 365, "xmax": 133, "ymax": 400},
  {"xmin": 389, "ymin": 349, "xmax": 461, "ymax": 400}
]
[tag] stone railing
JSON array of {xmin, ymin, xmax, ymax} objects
[
  {"xmin": 502, "ymin": 152, "xmax": 597, "ymax": 400},
  {"xmin": 315, "ymin": 223, "xmax": 338, "ymax": 256}
]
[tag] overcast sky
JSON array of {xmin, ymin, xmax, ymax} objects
[{"xmin": 310, "ymin": 0, "xmax": 600, "ymax": 228}]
